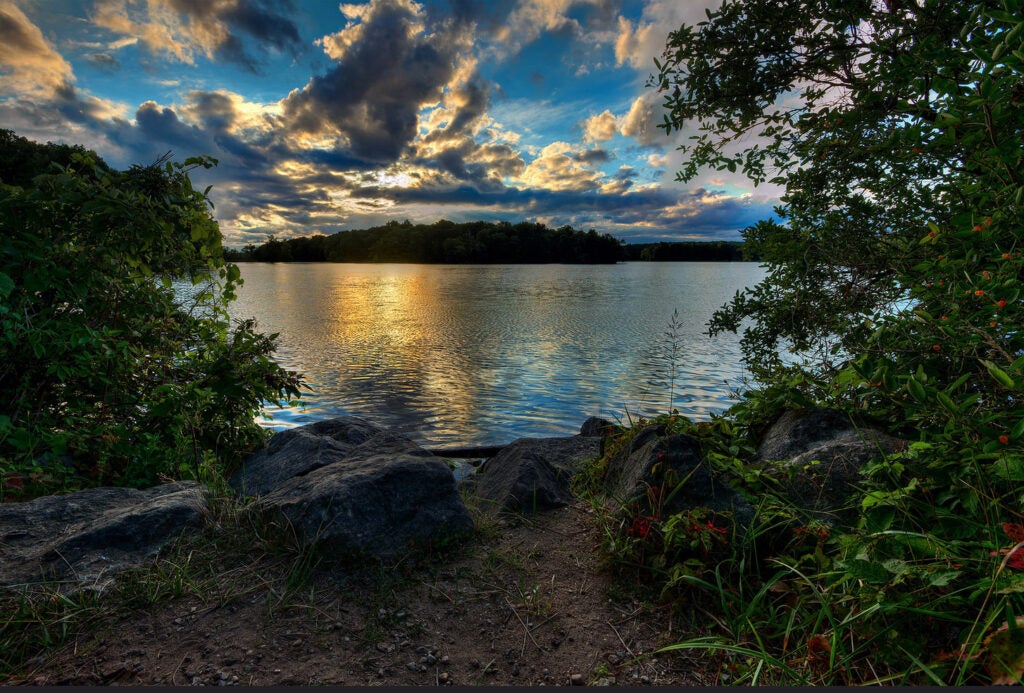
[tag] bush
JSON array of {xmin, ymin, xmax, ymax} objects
[{"xmin": 0, "ymin": 132, "xmax": 301, "ymax": 496}]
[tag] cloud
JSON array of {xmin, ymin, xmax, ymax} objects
[
  {"xmin": 582, "ymin": 109, "xmax": 618, "ymax": 142},
  {"xmin": 613, "ymin": 15, "xmax": 656, "ymax": 69},
  {"xmin": 517, "ymin": 141, "xmax": 608, "ymax": 193},
  {"xmin": 0, "ymin": 1, "xmax": 75, "ymax": 97},
  {"xmin": 91, "ymin": 0, "xmax": 302, "ymax": 71},
  {"xmin": 620, "ymin": 92, "xmax": 664, "ymax": 147},
  {"xmin": 282, "ymin": 0, "xmax": 471, "ymax": 164}
]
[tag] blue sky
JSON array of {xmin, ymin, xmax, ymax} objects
[{"xmin": 0, "ymin": 0, "xmax": 780, "ymax": 246}]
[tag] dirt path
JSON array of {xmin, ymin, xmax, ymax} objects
[{"xmin": 21, "ymin": 500, "xmax": 712, "ymax": 686}]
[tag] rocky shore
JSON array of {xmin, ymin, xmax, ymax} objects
[{"xmin": 0, "ymin": 408, "xmax": 903, "ymax": 685}]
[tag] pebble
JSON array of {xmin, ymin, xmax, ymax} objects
[
  {"xmin": 440, "ymin": 655, "xmax": 450, "ymax": 664},
  {"xmin": 570, "ymin": 673, "xmax": 585, "ymax": 685},
  {"xmin": 438, "ymin": 672, "xmax": 450, "ymax": 684}
]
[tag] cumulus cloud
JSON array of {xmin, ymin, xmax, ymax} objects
[
  {"xmin": 582, "ymin": 109, "xmax": 618, "ymax": 142},
  {"xmin": 0, "ymin": 1, "xmax": 75, "ymax": 97},
  {"xmin": 517, "ymin": 141, "xmax": 608, "ymax": 193},
  {"xmin": 613, "ymin": 15, "xmax": 656, "ymax": 69},
  {"xmin": 91, "ymin": 0, "xmax": 302, "ymax": 71},
  {"xmin": 620, "ymin": 92, "xmax": 663, "ymax": 147},
  {"xmin": 282, "ymin": 0, "xmax": 472, "ymax": 164}
]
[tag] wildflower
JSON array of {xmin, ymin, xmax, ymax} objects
[
  {"xmin": 991, "ymin": 321, "xmax": 998, "ymax": 327},
  {"xmin": 706, "ymin": 520, "xmax": 727, "ymax": 536},
  {"xmin": 973, "ymin": 225, "xmax": 983, "ymax": 231},
  {"xmin": 975, "ymin": 289, "xmax": 985, "ymax": 296},
  {"xmin": 1003, "ymin": 523, "xmax": 1024, "ymax": 542},
  {"xmin": 997, "ymin": 300, "xmax": 1007, "ymax": 308},
  {"xmin": 1003, "ymin": 253, "xmax": 1012, "ymax": 259},
  {"xmin": 999, "ymin": 435, "xmax": 1010, "ymax": 444},
  {"xmin": 941, "ymin": 315, "xmax": 948, "ymax": 321},
  {"xmin": 928, "ymin": 231, "xmax": 936, "ymax": 237}
]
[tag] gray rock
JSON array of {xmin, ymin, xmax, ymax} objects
[
  {"xmin": 580, "ymin": 416, "xmax": 617, "ymax": 437},
  {"xmin": 251, "ymin": 426, "xmax": 473, "ymax": 559},
  {"xmin": 603, "ymin": 426, "xmax": 753, "ymax": 525},
  {"xmin": 468, "ymin": 435, "xmax": 602, "ymax": 513},
  {"xmin": 756, "ymin": 408, "xmax": 855, "ymax": 462},
  {"xmin": 0, "ymin": 482, "xmax": 207, "ymax": 588},
  {"xmin": 762, "ymin": 429, "xmax": 904, "ymax": 519},
  {"xmin": 230, "ymin": 416, "xmax": 384, "ymax": 496}
]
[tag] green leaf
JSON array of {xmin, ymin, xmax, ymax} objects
[
  {"xmin": 926, "ymin": 570, "xmax": 960, "ymax": 587},
  {"xmin": 982, "ymin": 360, "xmax": 1016, "ymax": 389},
  {"xmin": 842, "ymin": 559, "xmax": 890, "ymax": 585},
  {"xmin": 865, "ymin": 505, "xmax": 896, "ymax": 533},
  {"xmin": 907, "ymin": 376, "xmax": 928, "ymax": 402}
]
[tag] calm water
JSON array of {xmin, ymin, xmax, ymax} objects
[{"xmin": 227, "ymin": 262, "xmax": 765, "ymax": 448}]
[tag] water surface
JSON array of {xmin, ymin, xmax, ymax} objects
[{"xmin": 227, "ymin": 262, "xmax": 764, "ymax": 447}]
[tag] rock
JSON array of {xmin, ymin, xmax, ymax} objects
[
  {"xmin": 603, "ymin": 426, "xmax": 753, "ymax": 525},
  {"xmin": 762, "ymin": 429, "xmax": 904, "ymax": 519},
  {"xmin": 752, "ymin": 407, "xmax": 905, "ymax": 519},
  {"xmin": 756, "ymin": 408, "xmax": 856, "ymax": 462},
  {"xmin": 580, "ymin": 416, "xmax": 616, "ymax": 437},
  {"xmin": 229, "ymin": 416, "xmax": 386, "ymax": 496},
  {"xmin": 0, "ymin": 481, "xmax": 207, "ymax": 588},
  {"xmin": 467, "ymin": 435, "xmax": 602, "ymax": 513},
  {"xmin": 244, "ymin": 421, "xmax": 473, "ymax": 560}
]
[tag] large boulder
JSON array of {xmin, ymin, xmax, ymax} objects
[
  {"xmin": 229, "ymin": 416, "xmax": 385, "ymax": 496},
  {"xmin": 603, "ymin": 425, "xmax": 753, "ymax": 526},
  {"xmin": 752, "ymin": 407, "xmax": 906, "ymax": 520},
  {"xmin": 756, "ymin": 408, "xmax": 857, "ymax": 462},
  {"xmin": 467, "ymin": 435, "xmax": 602, "ymax": 513},
  {"xmin": 0, "ymin": 482, "xmax": 207, "ymax": 589},
  {"xmin": 233, "ymin": 418, "xmax": 473, "ymax": 560}
]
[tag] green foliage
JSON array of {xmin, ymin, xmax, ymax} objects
[
  {"xmin": 0, "ymin": 130, "xmax": 302, "ymax": 495},
  {"xmin": 226, "ymin": 219, "xmax": 624, "ymax": 264},
  {"xmin": 641, "ymin": 1, "xmax": 1024, "ymax": 682}
]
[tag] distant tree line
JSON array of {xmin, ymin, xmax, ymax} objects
[
  {"xmin": 624, "ymin": 241, "xmax": 757, "ymax": 262},
  {"xmin": 226, "ymin": 221, "xmax": 755, "ymax": 264},
  {"xmin": 225, "ymin": 220, "xmax": 623, "ymax": 264}
]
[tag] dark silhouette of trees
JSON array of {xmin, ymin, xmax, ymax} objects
[{"xmin": 229, "ymin": 220, "xmax": 625, "ymax": 264}]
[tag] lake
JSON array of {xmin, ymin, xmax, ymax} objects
[{"xmin": 227, "ymin": 262, "xmax": 765, "ymax": 448}]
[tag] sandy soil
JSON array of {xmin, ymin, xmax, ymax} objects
[{"xmin": 18, "ymin": 500, "xmax": 716, "ymax": 686}]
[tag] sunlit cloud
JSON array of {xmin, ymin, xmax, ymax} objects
[
  {"xmin": 5, "ymin": 0, "xmax": 781, "ymax": 246},
  {"xmin": 0, "ymin": 1, "xmax": 74, "ymax": 97}
]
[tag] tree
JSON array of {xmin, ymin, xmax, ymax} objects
[
  {"xmin": 654, "ymin": 2, "xmax": 1024, "ymax": 680},
  {"xmin": 657, "ymin": 0, "xmax": 1023, "ymax": 439},
  {"xmin": 0, "ymin": 132, "xmax": 302, "ymax": 494}
]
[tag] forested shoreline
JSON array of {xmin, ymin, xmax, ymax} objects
[{"xmin": 223, "ymin": 222, "xmax": 753, "ymax": 264}]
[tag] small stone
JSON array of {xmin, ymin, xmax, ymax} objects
[
  {"xmin": 570, "ymin": 673, "xmax": 585, "ymax": 686},
  {"xmin": 377, "ymin": 669, "xmax": 385, "ymax": 678},
  {"xmin": 438, "ymin": 672, "xmax": 449, "ymax": 684},
  {"xmin": 641, "ymin": 675, "xmax": 650, "ymax": 684},
  {"xmin": 415, "ymin": 646, "xmax": 428, "ymax": 655},
  {"xmin": 440, "ymin": 655, "xmax": 449, "ymax": 665}
]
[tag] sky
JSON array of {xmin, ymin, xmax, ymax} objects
[{"xmin": 0, "ymin": 0, "xmax": 781, "ymax": 247}]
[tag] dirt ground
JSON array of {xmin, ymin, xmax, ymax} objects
[{"xmin": 17, "ymin": 500, "xmax": 717, "ymax": 687}]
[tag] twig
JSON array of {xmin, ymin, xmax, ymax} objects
[
  {"xmin": 504, "ymin": 597, "xmax": 542, "ymax": 652},
  {"xmin": 607, "ymin": 620, "xmax": 638, "ymax": 660}
]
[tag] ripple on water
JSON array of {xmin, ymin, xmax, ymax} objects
[{"xmin": 228, "ymin": 262, "xmax": 765, "ymax": 447}]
